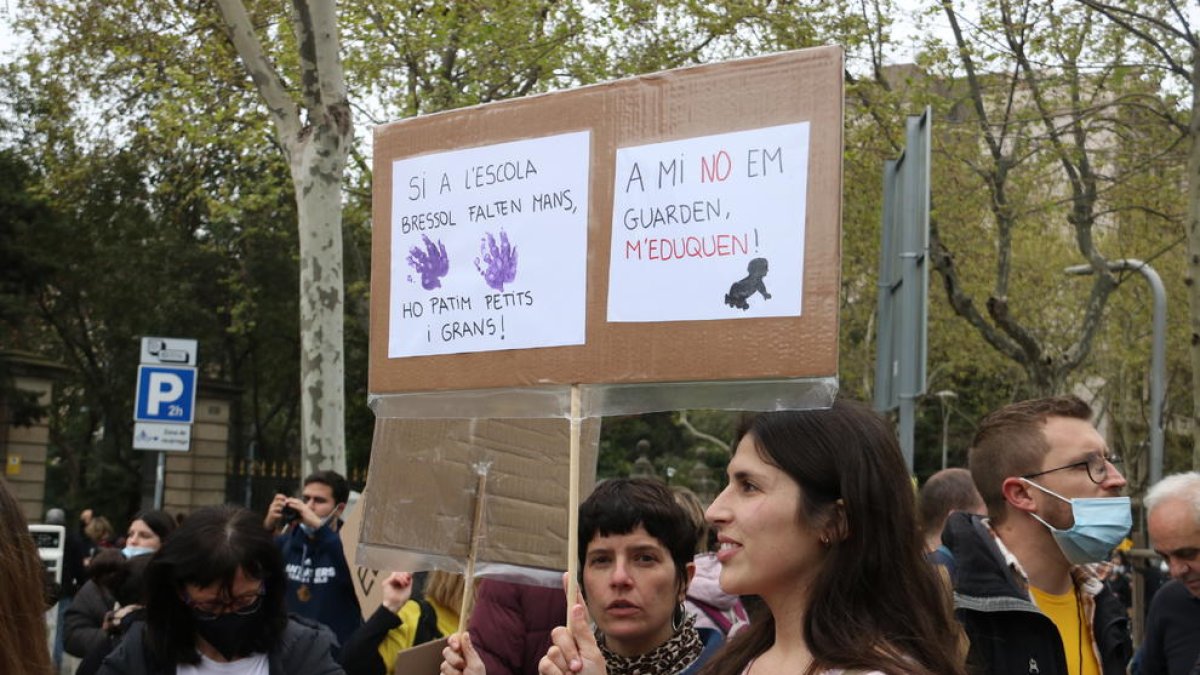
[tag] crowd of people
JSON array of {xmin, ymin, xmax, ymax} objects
[{"xmin": 5, "ymin": 394, "xmax": 1200, "ymax": 674}]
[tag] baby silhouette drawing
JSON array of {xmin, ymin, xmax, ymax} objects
[{"xmin": 724, "ymin": 257, "xmax": 771, "ymax": 310}]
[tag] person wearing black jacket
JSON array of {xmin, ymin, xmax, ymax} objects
[
  {"xmin": 339, "ymin": 571, "xmax": 450, "ymax": 675},
  {"xmin": 944, "ymin": 511, "xmax": 1132, "ymax": 675},
  {"xmin": 946, "ymin": 396, "xmax": 1133, "ymax": 675},
  {"xmin": 95, "ymin": 505, "xmax": 343, "ymax": 675},
  {"xmin": 1137, "ymin": 472, "xmax": 1200, "ymax": 675}
]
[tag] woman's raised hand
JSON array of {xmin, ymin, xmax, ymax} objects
[
  {"xmin": 538, "ymin": 574, "xmax": 606, "ymax": 675},
  {"xmin": 381, "ymin": 571, "xmax": 413, "ymax": 613},
  {"xmin": 441, "ymin": 632, "xmax": 486, "ymax": 675}
]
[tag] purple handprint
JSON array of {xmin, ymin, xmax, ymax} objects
[
  {"xmin": 475, "ymin": 230, "xmax": 517, "ymax": 291},
  {"xmin": 407, "ymin": 235, "xmax": 449, "ymax": 290}
]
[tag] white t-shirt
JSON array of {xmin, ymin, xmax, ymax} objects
[{"xmin": 175, "ymin": 653, "xmax": 269, "ymax": 675}]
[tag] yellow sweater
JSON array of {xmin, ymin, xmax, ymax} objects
[{"xmin": 377, "ymin": 597, "xmax": 459, "ymax": 673}]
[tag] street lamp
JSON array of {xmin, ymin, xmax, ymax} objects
[
  {"xmin": 1064, "ymin": 259, "xmax": 1165, "ymax": 484},
  {"xmin": 935, "ymin": 390, "xmax": 957, "ymax": 470}
]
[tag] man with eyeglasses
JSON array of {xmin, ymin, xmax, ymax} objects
[
  {"xmin": 1137, "ymin": 472, "xmax": 1200, "ymax": 675},
  {"xmin": 942, "ymin": 395, "xmax": 1133, "ymax": 675}
]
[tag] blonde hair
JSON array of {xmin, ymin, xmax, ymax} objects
[
  {"xmin": 425, "ymin": 570, "xmax": 465, "ymax": 614},
  {"xmin": 85, "ymin": 515, "xmax": 113, "ymax": 542},
  {"xmin": 671, "ymin": 485, "xmax": 710, "ymax": 554}
]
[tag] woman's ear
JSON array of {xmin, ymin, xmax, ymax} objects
[
  {"xmin": 683, "ymin": 560, "xmax": 697, "ymax": 595},
  {"xmin": 825, "ymin": 498, "xmax": 849, "ymax": 544}
]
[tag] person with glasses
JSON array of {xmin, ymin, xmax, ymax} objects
[
  {"xmin": 942, "ymin": 395, "xmax": 1133, "ymax": 675},
  {"xmin": 96, "ymin": 504, "xmax": 344, "ymax": 675}
]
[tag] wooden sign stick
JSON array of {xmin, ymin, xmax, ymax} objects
[
  {"xmin": 457, "ymin": 469, "xmax": 488, "ymax": 633},
  {"xmin": 566, "ymin": 384, "xmax": 582, "ymax": 612}
]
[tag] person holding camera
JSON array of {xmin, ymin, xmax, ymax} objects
[{"xmin": 264, "ymin": 470, "xmax": 362, "ymax": 652}]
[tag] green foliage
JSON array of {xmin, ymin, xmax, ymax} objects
[
  {"xmin": 598, "ymin": 409, "xmax": 736, "ymax": 498},
  {"xmin": 0, "ymin": 149, "xmax": 56, "ymax": 327},
  {"xmin": 4, "ymin": 0, "xmax": 1193, "ymax": 513}
]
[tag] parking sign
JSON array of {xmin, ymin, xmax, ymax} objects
[{"xmin": 134, "ymin": 365, "xmax": 197, "ymax": 423}]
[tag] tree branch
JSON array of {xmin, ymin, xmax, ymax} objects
[
  {"xmin": 288, "ymin": 0, "xmax": 323, "ymax": 114},
  {"xmin": 928, "ymin": 217, "xmax": 1026, "ymax": 363},
  {"xmin": 1061, "ymin": 273, "xmax": 1117, "ymax": 371},
  {"xmin": 302, "ymin": 0, "xmax": 349, "ymax": 124},
  {"xmin": 1076, "ymin": 0, "xmax": 1193, "ymax": 79},
  {"xmin": 675, "ymin": 411, "xmax": 731, "ymax": 455},
  {"xmin": 1076, "ymin": 0, "xmax": 1192, "ymax": 43},
  {"xmin": 212, "ymin": 0, "xmax": 301, "ymax": 143}
]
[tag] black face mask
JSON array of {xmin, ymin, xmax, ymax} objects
[{"xmin": 193, "ymin": 606, "xmax": 264, "ymax": 661}]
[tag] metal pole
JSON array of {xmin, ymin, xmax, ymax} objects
[
  {"xmin": 1065, "ymin": 259, "xmax": 1166, "ymax": 484},
  {"xmin": 936, "ymin": 390, "xmax": 957, "ymax": 470},
  {"xmin": 899, "ymin": 395, "xmax": 915, "ymax": 471},
  {"xmin": 245, "ymin": 439, "xmax": 257, "ymax": 508},
  {"xmin": 941, "ymin": 413, "xmax": 948, "ymax": 470},
  {"xmin": 154, "ymin": 451, "xmax": 165, "ymax": 509}
]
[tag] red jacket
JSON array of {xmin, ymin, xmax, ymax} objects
[{"xmin": 468, "ymin": 579, "xmax": 566, "ymax": 675}]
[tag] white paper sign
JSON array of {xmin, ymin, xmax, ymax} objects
[
  {"xmin": 607, "ymin": 123, "xmax": 809, "ymax": 322},
  {"xmin": 389, "ymin": 132, "xmax": 591, "ymax": 357},
  {"xmin": 132, "ymin": 422, "xmax": 191, "ymax": 452}
]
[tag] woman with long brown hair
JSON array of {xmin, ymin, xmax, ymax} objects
[
  {"xmin": 0, "ymin": 478, "xmax": 54, "ymax": 675},
  {"xmin": 538, "ymin": 400, "xmax": 966, "ymax": 675}
]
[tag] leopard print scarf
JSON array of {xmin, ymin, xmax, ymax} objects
[{"xmin": 598, "ymin": 613, "xmax": 705, "ymax": 675}]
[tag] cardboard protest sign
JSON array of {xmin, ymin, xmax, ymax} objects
[
  {"xmin": 370, "ymin": 46, "xmax": 843, "ymax": 394},
  {"xmin": 391, "ymin": 637, "xmax": 448, "ymax": 675},
  {"xmin": 339, "ymin": 492, "xmax": 385, "ymax": 620},
  {"xmin": 360, "ymin": 46, "xmax": 843, "ymax": 580},
  {"xmin": 357, "ymin": 416, "xmax": 599, "ymax": 576}
]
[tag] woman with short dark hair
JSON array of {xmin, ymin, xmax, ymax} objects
[
  {"xmin": 573, "ymin": 478, "xmax": 719, "ymax": 674},
  {"xmin": 443, "ymin": 478, "xmax": 720, "ymax": 675},
  {"xmin": 96, "ymin": 504, "xmax": 344, "ymax": 674}
]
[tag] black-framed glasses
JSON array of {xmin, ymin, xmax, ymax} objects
[
  {"xmin": 1021, "ymin": 453, "xmax": 1124, "ymax": 485},
  {"xmin": 184, "ymin": 585, "xmax": 266, "ymax": 620}
]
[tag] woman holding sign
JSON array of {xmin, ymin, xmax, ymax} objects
[
  {"xmin": 535, "ymin": 401, "xmax": 966, "ymax": 675},
  {"xmin": 442, "ymin": 478, "xmax": 721, "ymax": 675}
]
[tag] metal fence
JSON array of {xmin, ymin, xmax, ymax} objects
[{"xmin": 224, "ymin": 459, "xmax": 367, "ymax": 514}]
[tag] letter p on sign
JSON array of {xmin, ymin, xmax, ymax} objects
[
  {"xmin": 146, "ymin": 372, "xmax": 183, "ymax": 415},
  {"xmin": 134, "ymin": 365, "xmax": 197, "ymax": 423}
]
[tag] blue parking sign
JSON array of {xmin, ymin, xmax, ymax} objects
[{"xmin": 134, "ymin": 365, "xmax": 197, "ymax": 423}]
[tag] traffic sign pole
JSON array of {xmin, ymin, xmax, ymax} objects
[
  {"xmin": 135, "ymin": 337, "xmax": 198, "ymax": 512},
  {"xmin": 154, "ymin": 452, "xmax": 166, "ymax": 509}
]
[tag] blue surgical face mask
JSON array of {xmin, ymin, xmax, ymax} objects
[
  {"xmin": 122, "ymin": 546, "xmax": 155, "ymax": 559},
  {"xmin": 1021, "ymin": 478, "xmax": 1131, "ymax": 565}
]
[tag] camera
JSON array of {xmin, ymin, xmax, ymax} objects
[{"xmin": 280, "ymin": 505, "xmax": 301, "ymax": 525}]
